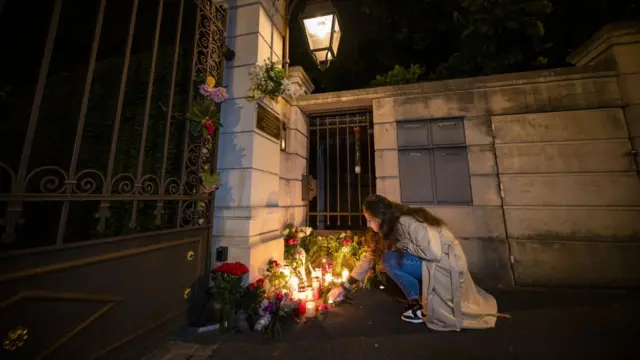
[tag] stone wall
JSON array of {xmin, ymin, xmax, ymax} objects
[{"xmin": 295, "ymin": 23, "xmax": 640, "ymax": 288}]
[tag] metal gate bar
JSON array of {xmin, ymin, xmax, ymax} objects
[
  {"xmin": 0, "ymin": 0, "xmax": 226, "ymax": 250},
  {"xmin": 307, "ymin": 111, "xmax": 376, "ymax": 231}
]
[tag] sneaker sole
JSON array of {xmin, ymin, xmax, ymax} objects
[{"xmin": 401, "ymin": 315, "xmax": 424, "ymax": 324}]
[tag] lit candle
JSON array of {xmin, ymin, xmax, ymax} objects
[
  {"xmin": 341, "ymin": 269, "xmax": 349, "ymax": 282},
  {"xmin": 305, "ymin": 302, "xmax": 317, "ymax": 318},
  {"xmin": 311, "ymin": 277, "xmax": 321, "ymax": 300},
  {"xmin": 281, "ymin": 265, "xmax": 291, "ymax": 279},
  {"xmin": 297, "ymin": 284, "xmax": 307, "ymax": 301},
  {"xmin": 289, "ymin": 276, "xmax": 299, "ymax": 298},
  {"xmin": 324, "ymin": 273, "xmax": 333, "ymax": 284},
  {"xmin": 306, "ymin": 288, "xmax": 314, "ymax": 300}
]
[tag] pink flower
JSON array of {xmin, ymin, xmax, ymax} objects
[
  {"xmin": 276, "ymin": 292, "xmax": 284, "ymax": 301},
  {"xmin": 342, "ymin": 238, "xmax": 352, "ymax": 245}
]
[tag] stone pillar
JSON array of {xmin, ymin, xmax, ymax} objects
[
  {"xmin": 280, "ymin": 67, "xmax": 313, "ymax": 227},
  {"xmin": 567, "ymin": 22, "xmax": 640, "ymax": 162},
  {"xmin": 212, "ymin": 1, "xmax": 313, "ymax": 281}
]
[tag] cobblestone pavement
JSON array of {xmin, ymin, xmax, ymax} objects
[
  {"xmin": 146, "ymin": 288, "xmax": 640, "ymax": 360},
  {"xmin": 141, "ymin": 340, "xmax": 219, "ymax": 360}
]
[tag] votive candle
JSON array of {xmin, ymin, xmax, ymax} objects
[
  {"xmin": 305, "ymin": 302, "xmax": 317, "ymax": 318},
  {"xmin": 289, "ymin": 276, "xmax": 299, "ymax": 297},
  {"xmin": 341, "ymin": 269, "xmax": 349, "ymax": 282}
]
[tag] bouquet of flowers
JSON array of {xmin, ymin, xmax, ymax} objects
[
  {"xmin": 262, "ymin": 259, "xmax": 288, "ymax": 296},
  {"xmin": 210, "ymin": 262, "xmax": 249, "ymax": 331},
  {"xmin": 253, "ymin": 291, "xmax": 295, "ymax": 340},
  {"xmin": 248, "ymin": 60, "xmax": 303, "ymax": 100},
  {"xmin": 186, "ymin": 75, "xmax": 228, "ymax": 193},
  {"xmin": 282, "ymin": 224, "xmax": 313, "ymax": 279}
]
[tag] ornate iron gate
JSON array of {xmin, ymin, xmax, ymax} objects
[
  {"xmin": 0, "ymin": 0, "xmax": 226, "ymax": 358},
  {"xmin": 307, "ymin": 111, "xmax": 376, "ymax": 231}
]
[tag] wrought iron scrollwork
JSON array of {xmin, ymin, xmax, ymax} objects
[{"xmin": 0, "ymin": 0, "xmax": 227, "ymax": 246}]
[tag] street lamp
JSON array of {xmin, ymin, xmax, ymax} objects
[{"xmin": 283, "ymin": 0, "xmax": 341, "ymax": 72}]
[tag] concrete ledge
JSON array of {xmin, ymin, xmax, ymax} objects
[
  {"xmin": 295, "ymin": 67, "xmax": 617, "ymax": 115},
  {"xmin": 492, "ymin": 108, "xmax": 627, "ymax": 143},
  {"xmin": 459, "ymin": 237, "xmax": 513, "ymax": 288},
  {"xmin": 420, "ymin": 205, "xmax": 506, "ymax": 240},
  {"xmin": 501, "ymin": 173, "xmax": 640, "ymax": 207},
  {"xmin": 510, "ymin": 239, "xmax": 640, "ymax": 287},
  {"xmin": 567, "ymin": 22, "xmax": 640, "ymax": 67},
  {"xmin": 504, "ymin": 207, "xmax": 640, "ymax": 241},
  {"xmin": 496, "ymin": 140, "xmax": 634, "ymax": 174}
]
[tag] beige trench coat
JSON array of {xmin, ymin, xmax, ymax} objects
[{"xmin": 350, "ymin": 216, "xmax": 499, "ymax": 331}]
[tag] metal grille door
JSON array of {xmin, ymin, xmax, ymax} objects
[{"xmin": 307, "ymin": 111, "xmax": 376, "ymax": 230}]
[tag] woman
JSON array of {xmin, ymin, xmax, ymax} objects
[{"xmin": 327, "ymin": 194, "xmax": 501, "ymax": 331}]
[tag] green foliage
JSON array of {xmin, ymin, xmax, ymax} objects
[
  {"xmin": 248, "ymin": 60, "xmax": 288, "ymax": 100},
  {"xmin": 200, "ymin": 171, "xmax": 221, "ymax": 190},
  {"xmin": 370, "ymin": 64, "xmax": 425, "ymax": 87},
  {"xmin": 211, "ymin": 272, "xmax": 246, "ymax": 309},
  {"xmin": 262, "ymin": 260, "xmax": 288, "ymax": 296},
  {"xmin": 240, "ymin": 281, "xmax": 266, "ymax": 317},
  {"xmin": 186, "ymin": 100, "xmax": 221, "ymax": 136},
  {"xmin": 432, "ymin": 0, "xmax": 554, "ymax": 79}
]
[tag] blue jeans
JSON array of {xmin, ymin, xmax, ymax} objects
[{"xmin": 382, "ymin": 251, "xmax": 422, "ymax": 300}]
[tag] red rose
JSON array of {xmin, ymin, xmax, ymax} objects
[
  {"xmin": 256, "ymin": 278, "xmax": 265, "ymax": 286},
  {"xmin": 213, "ymin": 262, "xmax": 249, "ymax": 277},
  {"xmin": 203, "ymin": 117, "xmax": 216, "ymax": 136},
  {"xmin": 248, "ymin": 283, "xmax": 255, "ymax": 290},
  {"xmin": 353, "ymin": 126, "xmax": 360, "ymax": 134},
  {"xmin": 276, "ymin": 292, "xmax": 284, "ymax": 301},
  {"xmin": 343, "ymin": 238, "xmax": 352, "ymax": 245}
]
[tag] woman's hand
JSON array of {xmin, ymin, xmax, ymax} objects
[{"xmin": 327, "ymin": 286, "xmax": 346, "ymax": 302}]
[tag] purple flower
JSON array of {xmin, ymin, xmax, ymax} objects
[
  {"xmin": 199, "ymin": 83, "xmax": 228, "ymax": 103},
  {"xmin": 266, "ymin": 301, "xmax": 275, "ymax": 314}
]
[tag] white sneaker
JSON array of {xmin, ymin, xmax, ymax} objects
[{"xmin": 401, "ymin": 303, "xmax": 425, "ymax": 324}]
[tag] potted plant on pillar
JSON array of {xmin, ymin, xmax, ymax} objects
[{"xmin": 247, "ymin": 60, "xmax": 303, "ymax": 110}]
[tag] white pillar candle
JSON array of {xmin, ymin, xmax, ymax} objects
[
  {"xmin": 281, "ymin": 265, "xmax": 291, "ymax": 278},
  {"xmin": 289, "ymin": 276, "xmax": 299, "ymax": 297},
  {"xmin": 341, "ymin": 269, "xmax": 349, "ymax": 282},
  {"xmin": 305, "ymin": 302, "xmax": 317, "ymax": 318}
]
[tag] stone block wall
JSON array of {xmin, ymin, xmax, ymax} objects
[
  {"xmin": 373, "ymin": 71, "xmax": 639, "ymax": 288},
  {"xmin": 296, "ymin": 22, "xmax": 640, "ymax": 288}
]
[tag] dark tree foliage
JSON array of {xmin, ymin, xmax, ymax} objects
[{"xmin": 289, "ymin": 0, "xmax": 640, "ymax": 92}]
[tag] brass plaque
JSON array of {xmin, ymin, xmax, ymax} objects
[{"xmin": 256, "ymin": 103, "xmax": 281, "ymax": 141}]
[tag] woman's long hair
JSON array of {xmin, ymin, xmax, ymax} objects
[{"xmin": 362, "ymin": 194, "xmax": 445, "ymax": 261}]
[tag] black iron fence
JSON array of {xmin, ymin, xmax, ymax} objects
[{"xmin": 0, "ymin": 0, "xmax": 226, "ymax": 252}]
